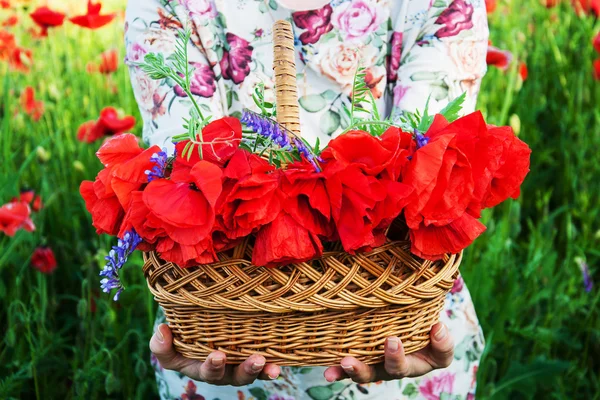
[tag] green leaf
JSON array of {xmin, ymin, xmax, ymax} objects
[
  {"xmin": 402, "ymin": 383, "xmax": 419, "ymax": 398},
  {"xmin": 249, "ymin": 387, "xmax": 268, "ymax": 400},
  {"xmin": 258, "ymin": 1, "xmax": 268, "ymax": 13},
  {"xmin": 321, "ymin": 89, "xmax": 338, "ymax": 101},
  {"xmin": 299, "ymin": 367, "xmax": 313, "ymax": 374},
  {"xmin": 306, "ymin": 385, "xmax": 334, "ymax": 400},
  {"xmin": 439, "ymin": 92, "xmax": 467, "ymax": 123},
  {"xmin": 433, "ymin": 0, "xmax": 447, "ymax": 7},
  {"xmin": 410, "ymin": 71, "xmax": 441, "ymax": 81},
  {"xmin": 491, "ymin": 359, "xmax": 570, "ymax": 397},
  {"xmin": 104, "ymin": 374, "xmax": 121, "ymax": 395},
  {"xmin": 299, "ymin": 94, "xmax": 327, "ymax": 113},
  {"xmin": 269, "ymin": 0, "xmax": 278, "ymax": 10},
  {"xmin": 328, "ymin": 382, "xmax": 346, "ymax": 392},
  {"xmin": 216, "ymin": 12, "xmax": 227, "ymax": 28},
  {"xmin": 320, "ymin": 110, "xmax": 341, "ymax": 136}
]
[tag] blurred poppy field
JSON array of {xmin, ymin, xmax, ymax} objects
[{"xmin": 1, "ymin": 0, "xmax": 599, "ymax": 399}]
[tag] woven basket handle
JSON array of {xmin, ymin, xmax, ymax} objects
[{"xmin": 273, "ymin": 20, "xmax": 301, "ymax": 138}]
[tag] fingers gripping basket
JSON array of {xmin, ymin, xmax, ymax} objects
[{"xmin": 142, "ymin": 20, "xmax": 462, "ymax": 367}]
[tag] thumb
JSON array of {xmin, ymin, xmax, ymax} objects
[
  {"xmin": 428, "ymin": 323, "xmax": 454, "ymax": 369},
  {"xmin": 149, "ymin": 324, "xmax": 191, "ymax": 371}
]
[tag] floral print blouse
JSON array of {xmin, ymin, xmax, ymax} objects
[{"xmin": 124, "ymin": 0, "xmax": 489, "ymax": 399}]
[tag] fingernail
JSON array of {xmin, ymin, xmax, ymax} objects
[
  {"xmin": 210, "ymin": 357, "xmax": 224, "ymax": 367},
  {"xmin": 434, "ymin": 324, "xmax": 448, "ymax": 341},
  {"xmin": 387, "ymin": 337, "xmax": 399, "ymax": 353},
  {"xmin": 155, "ymin": 326, "xmax": 164, "ymax": 343},
  {"xmin": 268, "ymin": 373, "xmax": 279, "ymax": 380},
  {"xmin": 341, "ymin": 364, "xmax": 354, "ymax": 374},
  {"xmin": 251, "ymin": 362, "xmax": 265, "ymax": 373}
]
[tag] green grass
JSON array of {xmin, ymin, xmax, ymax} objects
[{"xmin": 1, "ymin": 0, "xmax": 599, "ymax": 399}]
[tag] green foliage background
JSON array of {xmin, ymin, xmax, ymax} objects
[{"xmin": 0, "ymin": 0, "xmax": 598, "ymax": 398}]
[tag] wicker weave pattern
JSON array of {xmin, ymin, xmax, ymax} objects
[{"xmin": 143, "ymin": 241, "xmax": 461, "ymax": 365}]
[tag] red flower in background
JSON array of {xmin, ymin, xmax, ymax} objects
[
  {"xmin": 1, "ymin": 1, "xmax": 10, "ymax": 9},
  {"xmin": 593, "ymin": 31, "xmax": 600, "ymax": 53},
  {"xmin": 21, "ymin": 87, "xmax": 44, "ymax": 121},
  {"xmin": 572, "ymin": 0, "xmax": 600, "ymax": 16},
  {"xmin": 31, "ymin": 247, "xmax": 57, "ymax": 274},
  {"xmin": 30, "ymin": 6, "xmax": 65, "ymax": 37},
  {"xmin": 519, "ymin": 62, "xmax": 528, "ymax": 81},
  {"xmin": 0, "ymin": 30, "xmax": 15, "ymax": 60},
  {"xmin": 594, "ymin": 59, "xmax": 600, "ymax": 80},
  {"xmin": 8, "ymin": 47, "xmax": 33, "ymax": 72},
  {"xmin": 70, "ymin": 0, "xmax": 116, "ymax": 29},
  {"xmin": 87, "ymin": 48, "xmax": 118, "ymax": 74},
  {"xmin": 2, "ymin": 15, "xmax": 18, "ymax": 27},
  {"xmin": 292, "ymin": 4, "xmax": 334, "ymax": 45},
  {"xmin": 485, "ymin": 0, "xmax": 497, "ymax": 13},
  {"xmin": 18, "ymin": 189, "xmax": 43, "ymax": 212},
  {"xmin": 77, "ymin": 107, "xmax": 136, "ymax": 143},
  {"xmin": 0, "ymin": 201, "xmax": 35, "ymax": 236},
  {"xmin": 486, "ymin": 45, "xmax": 513, "ymax": 70},
  {"xmin": 542, "ymin": 0, "xmax": 560, "ymax": 7}
]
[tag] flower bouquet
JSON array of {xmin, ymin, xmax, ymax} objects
[{"xmin": 80, "ymin": 21, "xmax": 530, "ymax": 366}]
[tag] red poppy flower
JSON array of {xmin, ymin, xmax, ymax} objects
[
  {"xmin": 572, "ymin": 0, "xmax": 600, "ymax": 16},
  {"xmin": 218, "ymin": 165, "xmax": 281, "ymax": 241},
  {"xmin": 21, "ymin": 87, "xmax": 44, "ymax": 121},
  {"xmin": 485, "ymin": 0, "xmax": 497, "ymax": 13},
  {"xmin": 31, "ymin": 246, "xmax": 57, "ymax": 274},
  {"xmin": 281, "ymin": 161, "xmax": 334, "ymax": 239},
  {"xmin": 70, "ymin": 0, "xmax": 116, "ymax": 30},
  {"xmin": 19, "ymin": 189, "xmax": 34, "ymax": 204},
  {"xmin": 80, "ymin": 134, "xmax": 143, "ymax": 235},
  {"xmin": 9, "ymin": 47, "xmax": 33, "ymax": 72},
  {"xmin": 519, "ymin": 62, "xmax": 528, "ymax": 81},
  {"xmin": 0, "ymin": 30, "xmax": 15, "ymax": 60},
  {"xmin": 1, "ymin": 1, "xmax": 10, "ymax": 9},
  {"xmin": 175, "ymin": 117, "xmax": 243, "ymax": 168},
  {"xmin": 32, "ymin": 195, "xmax": 43, "ymax": 212},
  {"xmin": 30, "ymin": 6, "xmax": 65, "ymax": 37},
  {"xmin": 88, "ymin": 48, "xmax": 118, "ymax": 74},
  {"xmin": 594, "ymin": 59, "xmax": 600, "ymax": 80},
  {"xmin": 542, "ymin": 0, "xmax": 559, "ymax": 7},
  {"xmin": 121, "ymin": 161, "xmax": 223, "ymax": 267},
  {"xmin": 253, "ymin": 210, "xmax": 323, "ymax": 267},
  {"xmin": 321, "ymin": 129, "xmax": 414, "ymax": 252},
  {"xmin": 2, "ymin": 15, "xmax": 18, "ymax": 27},
  {"xmin": 77, "ymin": 107, "xmax": 136, "ymax": 143},
  {"xmin": 594, "ymin": 32, "xmax": 600, "ymax": 54},
  {"xmin": 486, "ymin": 45, "xmax": 513, "ymax": 70},
  {"xmin": 0, "ymin": 201, "xmax": 35, "ymax": 236}
]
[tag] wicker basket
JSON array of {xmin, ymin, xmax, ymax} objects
[{"xmin": 142, "ymin": 20, "xmax": 461, "ymax": 367}]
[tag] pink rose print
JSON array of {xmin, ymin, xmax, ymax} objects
[
  {"xmin": 292, "ymin": 4, "xmax": 334, "ymax": 45},
  {"xmin": 125, "ymin": 42, "xmax": 147, "ymax": 65},
  {"xmin": 181, "ymin": 380, "xmax": 205, "ymax": 400},
  {"xmin": 435, "ymin": 0, "xmax": 474, "ymax": 38},
  {"xmin": 332, "ymin": 0, "xmax": 384, "ymax": 41},
  {"xmin": 182, "ymin": 0, "xmax": 217, "ymax": 19},
  {"xmin": 220, "ymin": 33, "xmax": 254, "ymax": 84},
  {"xmin": 451, "ymin": 276, "xmax": 464, "ymax": 293},
  {"xmin": 419, "ymin": 372, "xmax": 456, "ymax": 400},
  {"xmin": 392, "ymin": 84, "xmax": 409, "ymax": 107},
  {"xmin": 386, "ymin": 31, "xmax": 403, "ymax": 81},
  {"xmin": 174, "ymin": 62, "xmax": 216, "ymax": 98}
]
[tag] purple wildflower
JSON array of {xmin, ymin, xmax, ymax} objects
[
  {"xmin": 415, "ymin": 131, "xmax": 429, "ymax": 149},
  {"xmin": 293, "ymin": 137, "xmax": 322, "ymax": 172},
  {"xmin": 100, "ymin": 230, "xmax": 142, "ymax": 301},
  {"xmin": 241, "ymin": 110, "xmax": 292, "ymax": 150},
  {"xmin": 577, "ymin": 258, "xmax": 593, "ymax": 293},
  {"xmin": 145, "ymin": 148, "xmax": 168, "ymax": 182}
]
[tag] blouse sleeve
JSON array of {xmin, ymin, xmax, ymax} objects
[
  {"xmin": 124, "ymin": 0, "xmax": 226, "ymax": 150},
  {"xmin": 389, "ymin": 0, "xmax": 489, "ymax": 119}
]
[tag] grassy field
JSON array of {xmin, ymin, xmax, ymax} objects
[{"xmin": 1, "ymin": 0, "xmax": 599, "ymax": 399}]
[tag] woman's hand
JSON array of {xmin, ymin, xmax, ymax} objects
[
  {"xmin": 323, "ymin": 322, "xmax": 454, "ymax": 383},
  {"xmin": 150, "ymin": 324, "xmax": 281, "ymax": 386}
]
